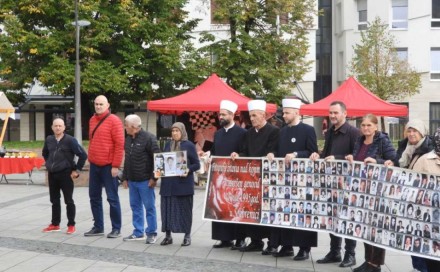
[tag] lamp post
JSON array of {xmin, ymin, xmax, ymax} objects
[{"xmin": 73, "ymin": 0, "xmax": 90, "ymax": 145}]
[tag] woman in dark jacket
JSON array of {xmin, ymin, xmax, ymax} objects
[
  {"xmin": 384, "ymin": 119, "xmax": 434, "ymax": 272},
  {"xmin": 159, "ymin": 122, "xmax": 200, "ymax": 246},
  {"xmin": 346, "ymin": 114, "xmax": 396, "ymax": 272}
]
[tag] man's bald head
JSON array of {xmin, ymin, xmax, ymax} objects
[{"xmin": 94, "ymin": 95, "xmax": 110, "ymax": 115}]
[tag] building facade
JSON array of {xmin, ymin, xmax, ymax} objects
[{"xmin": 333, "ymin": 0, "xmax": 440, "ymax": 135}]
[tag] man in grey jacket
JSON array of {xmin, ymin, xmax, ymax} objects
[{"xmin": 121, "ymin": 114, "xmax": 160, "ymax": 244}]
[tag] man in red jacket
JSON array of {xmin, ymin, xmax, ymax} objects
[{"xmin": 84, "ymin": 95, "xmax": 125, "ymax": 238}]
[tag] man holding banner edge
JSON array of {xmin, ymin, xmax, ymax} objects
[
  {"xmin": 310, "ymin": 101, "xmax": 361, "ymax": 267},
  {"xmin": 207, "ymin": 100, "xmax": 247, "ymax": 249}
]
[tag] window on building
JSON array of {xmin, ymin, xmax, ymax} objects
[
  {"xmin": 431, "ymin": 48, "xmax": 440, "ymax": 80},
  {"xmin": 391, "ymin": 48, "xmax": 408, "ymax": 74},
  {"xmin": 357, "ymin": 0, "xmax": 368, "ymax": 30},
  {"xmin": 336, "ymin": 2, "xmax": 342, "ymax": 33},
  {"xmin": 432, "ymin": 0, "xmax": 440, "ymax": 27},
  {"xmin": 396, "ymin": 48, "xmax": 408, "ymax": 61},
  {"xmin": 392, "ymin": 0, "xmax": 408, "ymax": 29},
  {"xmin": 430, "ymin": 103, "xmax": 440, "ymax": 133}
]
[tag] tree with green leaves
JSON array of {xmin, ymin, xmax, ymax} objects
[
  {"xmin": 0, "ymin": 0, "xmax": 209, "ymax": 110},
  {"xmin": 199, "ymin": 0, "xmax": 316, "ymax": 103},
  {"xmin": 350, "ymin": 17, "xmax": 421, "ymax": 105}
]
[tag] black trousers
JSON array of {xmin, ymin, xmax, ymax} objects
[
  {"xmin": 364, "ymin": 243, "xmax": 385, "ymax": 265},
  {"xmin": 212, "ymin": 221, "xmax": 236, "ymax": 241},
  {"xmin": 330, "ymin": 233, "xmax": 356, "ymax": 254},
  {"xmin": 426, "ymin": 259, "xmax": 440, "ymax": 271},
  {"xmin": 235, "ymin": 224, "xmax": 270, "ymax": 241},
  {"xmin": 269, "ymin": 228, "xmax": 317, "ymax": 249},
  {"xmin": 48, "ymin": 169, "xmax": 76, "ymax": 226}
]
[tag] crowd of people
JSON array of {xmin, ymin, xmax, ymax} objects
[{"xmin": 40, "ymin": 94, "xmax": 440, "ymax": 272}]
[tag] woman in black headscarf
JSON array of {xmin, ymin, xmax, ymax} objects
[{"xmin": 159, "ymin": 122, "xmax": 200, "ymax": 246}]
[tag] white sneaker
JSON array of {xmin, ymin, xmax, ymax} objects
[{"xmin": 146, "ymin": 235, "xmax": 157, "ymax": 244}]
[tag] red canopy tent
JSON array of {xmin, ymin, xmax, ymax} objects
[
  {"xmin": 300, "ymin": 77, "xmax": 408, "ymax": 117},
  {"xmin": 147, "ymin": 73, "xmax": 277, "ymax": 114}
]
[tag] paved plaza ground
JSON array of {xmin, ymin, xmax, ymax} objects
[{"xmin": 0, "ymin": 170, "xmax": 413, "ymax": 272}]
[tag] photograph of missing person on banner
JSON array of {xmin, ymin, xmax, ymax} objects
[
  {"xmin": 203, "ymin": 157, "xmax": 440, "ymax": 260},
  {"xmin": 153, "ymin": 151, "xmax": 188, "ymax": 177}
]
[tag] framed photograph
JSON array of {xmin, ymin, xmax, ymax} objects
[{"xmin": 154, "ymin": 151, "xmax": 187, "ymax": 177}]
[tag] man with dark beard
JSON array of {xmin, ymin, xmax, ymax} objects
[
  {"xmin": 265, "ymin": 99, "xmax": 318, "ymax": 260},
  {"xmin": 206, "ymin": 100, "xmax": 247, "ymax": 249}
]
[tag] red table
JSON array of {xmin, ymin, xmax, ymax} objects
[{"xmin": 0, "ymin": 157, "xmax": 45, "ymax": 184}]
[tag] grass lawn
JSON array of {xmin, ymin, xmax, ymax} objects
[{"xmin": 2, "ymin": 141, "xmax": 90, "ymax": 150}]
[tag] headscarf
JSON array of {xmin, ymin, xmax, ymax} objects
[
  {"xmin": 399, "ymin": 119, "xmax": 427, "ymax": 168},
  {"xmin": 434, "ymin": 127, "xmax": 440, "ymax": 156},
  {"xmin": 170, "ymin": 122, "xmax": 188, "ymax": 151}
]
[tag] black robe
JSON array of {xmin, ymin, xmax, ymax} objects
[
  {"xmin": 238, "ymin": 123, "xmax": 279, "ymax": 240},
  {"xmin": 270, "ymin": 122, "xmax": 318, "ymax": 248},
  {"xmin": 210, "ymin": 125, "xmax": 246, "ymax": 241}
]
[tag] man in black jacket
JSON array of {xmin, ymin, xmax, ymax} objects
[
  {"xmin": 42, "ymin": 117, "xmax": 87, "ymax": 235},
  {"xmin": 121, "ymin": 114, "xmax": 160, "ymax": 244},
  {"xmin": 310, "ymin": 101, "xmax": 360, "ymax": 268}
]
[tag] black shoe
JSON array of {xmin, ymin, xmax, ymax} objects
[
  {"xmin": 316, "ymin": 252, "xmax": 342, "ymax": 264},
  {"xmin": 160, "ymin": 237, "xmax": 173, "ymax": 246},
  {"xmin": 363, "ymin": 264, "xmax": 381, "ymax": 272},
  {"xmin": 353, "ymin": 262, "xmax": 368, "ymax": 272},
  {"xmin": 213, "ymin": 241, "xmax": 233, "ymax": 248},
  {"xmin": 84, "ymin": 227, "xmax": 104, "ymax": 237},
  {"xmin": 231, "ymin": 239, "xmax": 246, "ymax": 250},
  {"xmin": 107, "ymin": 229, "xmax": 121, "ymax": 238},
  {"xmin": 273, "ymin": 246, "xmax": 294, "ymax": 257},
  {"xmin": 181, "ymin": 238, "xmax": 191, "ymax": 246},
  {"xmin": 262, "ymin": 246, "xmax": 278, "ymax": 255},
  {"xmin": 339, "ymin": 253, "xmax": 356, "ymax": 267},
  {"xmin": 239, "ymin": 241, "xmax": 264, "ymax": 252},
  {"xmin": 293, "ymin": 249, "xmax": 310, "ymax": 261}
]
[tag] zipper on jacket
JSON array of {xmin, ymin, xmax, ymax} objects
[{"xmin": 51, "ymin": 140, "xmax": 60, "ymax": 171}]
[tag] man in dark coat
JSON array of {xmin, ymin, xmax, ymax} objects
[
  {"xmin": 121, "ymin": 114, "xmax": 160, "ymax": 244},
  {"xmin": 208, "ymin": 100, "xmax": 246, "ymax": 249},
  {"xmin": 310, "ymin": 101, "xmax": 360, "ymax": 268},
  {"xmin": 231, "ymin": 99, "xmax": 279, "ymax": 253},
  {"xmin": 266, "ymin": 98, "xmax": 318, "ymax": 260},
  {"xmin": 42, "ymin": 117, "xmax": 87, "ymax": 235}
]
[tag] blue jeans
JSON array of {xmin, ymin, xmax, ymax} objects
[
  {"xmin": 89, "ymin": 163, "xmax": 122, "ymax": 231},
  {"xmin": 128, "ymin": 180, "xmax": 157, "ymax": 237}
]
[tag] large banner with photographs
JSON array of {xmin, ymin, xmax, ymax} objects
[{"xmin": 203, "ymin": 157, "xmax": 440, "ymax": 260}]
